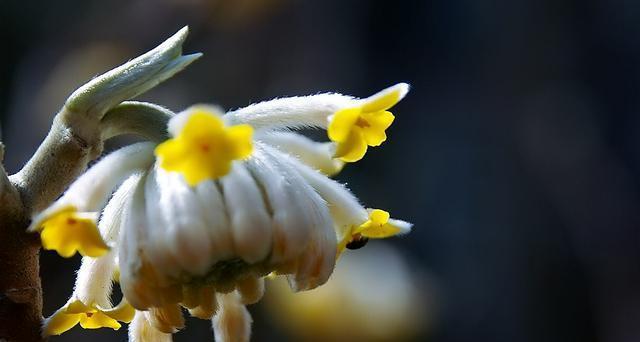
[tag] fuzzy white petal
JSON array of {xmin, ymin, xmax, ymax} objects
[
  {"xmin": 259, "ymin": 143, "xmax": 337, "ymax": 290},
  {"xmin": 271, "ymin": 145, "xmax": 368, "ymax": 237},
  {"xmin": 29, "ymin": 142, "xmax": 155, "ymax": 232},
  {"xmin": 244, "ymin": 147, "xmax": 314, "ymax": 264},
  {"xmin": 119, "ymin": 171, "xmax": 169, "ymax": 309},
  {"xmin": 154, "ymin": 167, "xmax": 214, "ymax": 276},
  {"xmin": 194, "ymin": 179, "xmax": 234, "ymax": 263},
  {"xmin": 142, "ymin": 167, "xmax": 182, "ymax": 281},
  {"xmin": 387, "ymin": 218, "xmax": 413, "ymax": 235},
  {"xmin": 224, "ymin": 93, "xmax": 354, "ymax": 131},
  {"xmin": 212, "ymin": 292, "xmax": 252, "ymax": 342},
  {"xmin": 129, "ymin": 311, "xmax": 173, "ymax": 342},
  {"xmin": 257, "ymin": 131, "xmax": 344, "ymax": 176},
  {"xmin": 73, "ymin": 174, "xmax": 141, "ymax": 307},
  {"xmin": 219, "ymin": 162, "xmax": 272, "ymax": 263}
]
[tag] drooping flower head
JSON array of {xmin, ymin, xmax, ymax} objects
[{"xmin": 31, "ymin": 83, "xmax": 412, "ymax": 341}]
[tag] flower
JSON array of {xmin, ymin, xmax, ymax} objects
[
  {"xmin": 44, "ymin": 299, "xmax": 134, "ymax": 335},
  {"xmin": 328, "ymin": 83, "xmax": 409, "ymax": 162},
  {"xmin": 37, "ymin": 207, "xmax": 107, "ymax": 257},
  {"xmin": 43, "ymin": 175, "xmax": 139, "ymax": 336},
  {"xmin": 155, "ymin": 106, "xmax": 253, "ymax": 186},
  {"xmin": 337, "ymin": 208, "xmax": 412, "ymax": 256},
  {"xmin": 28, "ymin": 142, "xmax": 156, "ymax": 258},
  {"xmin": 34, "ymin": 84, "xmax": 412, "ymax": 341}
]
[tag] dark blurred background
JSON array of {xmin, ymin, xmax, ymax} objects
[{"xmin": 2, "ymin": 0, "xmax": 640, "ymax": 341}]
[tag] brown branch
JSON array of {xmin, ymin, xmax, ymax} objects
[{"xmin": 0, "ymin": 142, "xmax": 42, "ymax": 342}]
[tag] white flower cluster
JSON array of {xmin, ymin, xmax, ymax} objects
[{"xmin": 32, "ymin": 84, "xmax": 412, "ymax": 341}]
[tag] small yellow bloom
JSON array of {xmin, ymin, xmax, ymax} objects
[
  {"xmin": 328, "ymin": 83, "xmax": 407, "ymax": 162},
  {"xmin": 337, "ymin": 209, "xmax": 404, "ymax": 256},
  {"xmin": 44, "ymin": 299, "xmax": 135, "ymax": 336},
  {"xmin": 353, "ymin": 209, "xmax": 401, "ymax": 238},
  {"xmin": 155, "ymin": 109, "xmax": 254, "ymax": 186},
  {"xmin": 37, "ymin": 207, "xmax": 109, "ymax": 258}
]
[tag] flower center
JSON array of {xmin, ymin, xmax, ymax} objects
[{"xmin": 355, "ymin": 117, "xmax": 370, "ymax": 128}]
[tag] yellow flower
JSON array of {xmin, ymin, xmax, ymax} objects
[
  {"xmin": 337, "ymin": 209, "xmax": 407, "ymax": 256},
  {"xmin": 37, "ymin": 206, "xmax": 109, "ymax": 258},
  {"xmin": 44, "ymin": 299, "xmax": 135, "ymax": 336},
  {"xmin": 155, "ymin": 109, "xmax": 253, "ymax": 186},
  {"xmin": 328, "ymin": 83, "xmax": 408, "ymax": 162}
]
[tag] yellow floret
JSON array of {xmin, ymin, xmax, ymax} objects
[
  {"xmin": 44, "ymin": 299, "xmax": 135, "ymax": 336},
  {"xmin": 337, "ymin": 209, "xmax": 404, "ymax": 256},
  {"xmin": 328, "ymin": 86, "xmax": 402, "ymax": 162},
  {"xmin": 155, "ymin": 110, "xmax": 253, "ymax": 186},
  {"xmin": 38, "ymin": 207, "xmax": 109, "ymax": 258}
]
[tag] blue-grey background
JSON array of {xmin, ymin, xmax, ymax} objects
[{"xmin": 2, "ymin": 0, "xmax": 640, "ymax": 341}]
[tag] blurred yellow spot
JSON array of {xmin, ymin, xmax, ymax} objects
[
  {"xmin": 155, "ymin": 110, "xmax": 253, "ymax": 186},
  {"xmin": 44, "ymin": 299, "xmax": 135, "ymax": 336},
  {"xmin": 328, "ymin": 88, "xmax": 401, "ymax": 162},
  {"xmin": 38, "ymin": 207, "xmax": 109, "ymax": 258}
]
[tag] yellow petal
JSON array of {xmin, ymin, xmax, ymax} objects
[
  {"xmin": 354, "ymin": 209, "xmax": 401, "ymax": 238},
  {"xmin": 79, "ymin": 311, "xmax": 121, "ymax": 330},
  {"xmin": 65, "ymin": 300, "xmax": 92, "ymax": 314},
  {"xmin": 360, "ymin": 110, "xmax": 395, "ymax": 146},
  {"xmin": 40, "ymin": 210, "xmax": 109, "ymax": 258},
  {"xmin": 334, "ymin": 129, "xmax": 368, "ymax": 163},
  {"xmin": 155, "ymin": 110, "xmax": 254, "ymax": 185},
  {"xmin": 328, "ymin": 107, "xmax": 361, "ymax": 143},
  {"xmin": 361, "ymin": 87, "xmax": 402, "ymax": 113},
  {"xmin": 43, "ymin": 311, "xmax": 81, "ymax": 336},
  {"xmin": 103, "ymin": 299, "xmax": 136, "ymax": 323},
  {"xmin": 155, "ymin": 139, "xmax": 189, "ymax": 170},
  {"xmin": 359, "ymin": 222, "xmax": 401, "ymax": 239},
  {"xmin": 369, "ymin": 209, "xmax": 390, "ymax": 225},
  {"xmin": 181, "ymin": 111, "xmax": 225, "ymax": 138},
  {"xmin": 225, "ymin": 124, "xmax": 254, "ymax": 159}
]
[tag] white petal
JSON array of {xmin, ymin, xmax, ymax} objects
[
  {"xmin": 129, "ymin": 311, "xmax": 173, "ymax": 342},
  {"xmin": 73, "ymin": 174, "xmax": 141, "ymax": 307},
  {"xmin": 219, "ymin": 162, "xmax": 272, "ymax": 263},
  {"xmin": 143, "ymin": 167, "xmax": 186, "ymax": 281},
  {"xmin": 100, "ymin": 174, "xmax": 142, "ymax": 242},
  {"xmin": 154, "ymin": 167, "xmax": 214, "ymax": 276},
  {"xmin": 259, "ymin": 144, "xmax": 337, "ymax": 291},
  {"xmin": 212, "ymin": 292, "xmax": 252, "ymax": 342},
  {"xmin": 73, "ymin": 255, "xmax": 115, "ymax": 308},
  {"xmin": 244, "ymin": 147, "xmax": 314, "ymax": 264},
  {"xmin": 224, "ymin": 93, "xmax": 354, "ymax": 131},
  {"xmin": 257, "ymin": 131, "xmax": 344, "ymax": 176},
  {"xmin": 387, "ymin": 218, "xmax": 413, "ymax": 235},
  {"xmin": 29, "ymin": 142, "xmax": 155, "ymax": 231},
  {"xmin": 273, "ymin": 145, "xmax": 368, "ymax": 238},
  {"xmin": 194, "ymin": 179, "xmax": 234, "ymax": 263},
  {"xmin": 119, "ymin": 171, "xmax": 166, "ymax": 309}
]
